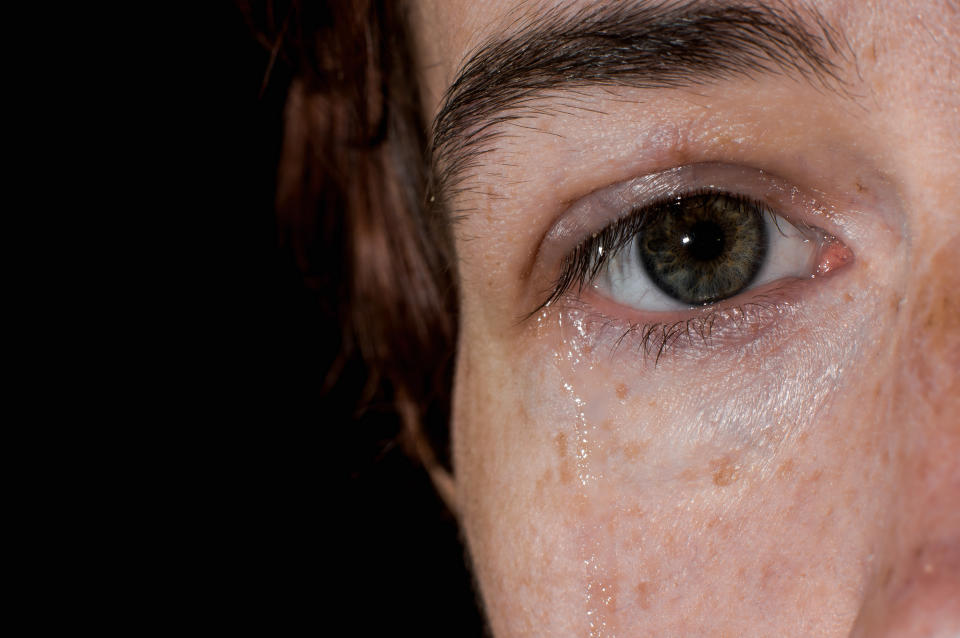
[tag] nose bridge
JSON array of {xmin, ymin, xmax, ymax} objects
[
  {"xmin": 898, "ymin": 232, "xmax": 960, "ymax": 433},
  {"xmin": 850, "ymin": 541, "xmax": 960, "ymax": 638},
  {"xmin": 849, "ymin": 159, "xmax": 960, "ymax": 637},
  {"xmin": 846, "ymin": 235, "xmax": 960, "ymax": 637}
]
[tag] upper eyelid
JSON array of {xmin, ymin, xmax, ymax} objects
[
  {"xmin": 531, "ymin": 163, "xmax": 834, "ymax": 286},
  {"xmin": 536, "ymin": 191, "xmax": 795, "ymax": 313},
  {"xmin": 525, "ymin": 162, "xmax": 859, "ymax": 321}
]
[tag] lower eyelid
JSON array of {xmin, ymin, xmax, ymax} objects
[{"xmin": 569, "ymin": 277, "xmax": 819, "ymax": 363}]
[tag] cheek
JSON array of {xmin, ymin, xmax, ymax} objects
[
  {"xmin": 452, "ymin": 332, "xmax": 589, "ymax": 636},
  {"xmin": 898, "ymin": 236, "xmax": 960, "ymax": 419},
  {"xmin": 452, "ymin": 285, "xmax": 899, "ymax": 636}
]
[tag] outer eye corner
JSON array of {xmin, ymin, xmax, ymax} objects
[{"xmin": 812, "ymin": 235, "xmax": 855, "ymax": 277}]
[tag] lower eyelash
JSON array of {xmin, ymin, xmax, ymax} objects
[
  {"xmin": 574, "ymin": 283, "xmax": 802, "ymax": 365},
  {"xmin": 618, "ymin": 301, "xmax": 777, "ymax": 365}
]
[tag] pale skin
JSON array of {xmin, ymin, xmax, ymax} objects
[{"xmin": 409, "ymin": 1, "xmax": 959, "ymax": 636}]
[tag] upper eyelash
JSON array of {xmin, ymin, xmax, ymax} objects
[{"xmin": 532, "ymin": 189, "xmax": 773, "ymax": 314}]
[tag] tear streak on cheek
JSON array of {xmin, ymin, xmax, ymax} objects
[{"xmin": 528, "ymin": 272, "xmax": 885, "ymax": 632}]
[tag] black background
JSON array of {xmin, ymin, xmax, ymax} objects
[{"xmin": 216, "ymin": 5, "xmax": 487, "ymax": 635}]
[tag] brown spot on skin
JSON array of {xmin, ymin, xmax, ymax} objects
[
  {"xmin": 558, "ymin": 464, "xmax": 573, "ymax": 485},
  {"xmin": 635, "ymin": 581, "xmax": 652, "ymax": 610},
  {"xmin": 902, "ymin": 239, "xmax": 960, "ymax": 410},
  {"xmin": 615, "ymin": 383, "xmax": 628, "ymax": 400},
  {"xmin": 625, "ymin": 504, "xmax": 645, "ymax": 518},
  {"xmin": 760, "ymin": 561, "xmax": 779, "ymax": 588},
  {"xmin": 844, "ymin": 292, "xmax": 854, "ymax": 303},
  {"xmin": 711, "ymin": 457, "xmax": 741, "ymax": 486},
  {"xmin": 554, "ymin": 432, "xmax": 572, "ymax": 485},
  {"xmin": 622, "ymin": 439, "xmax": 650, "ymax": 461},
  {"xmin": 777, "ymin": 458, "xmax": 795, "ymax": 478},
  {"xmin": 890, "ymin": 292, "xmax": 902, "ymax": 314},
  {"xmin": 856, "ymin": 182, "xmax": 867, "ymax": 194},
  {"xmin": 535, "ymin": 470, "xmax": 552, "ymax": 496},
  {"xmin": 555, "ymin": 432, "xmax": 567, "ymax": 459}
]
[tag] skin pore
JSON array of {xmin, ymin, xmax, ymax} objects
[{"xmin": 410, "ymin": 1, "xmax": 959, "ymax": 636}]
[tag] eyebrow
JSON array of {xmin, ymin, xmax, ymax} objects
[{"xmin": 429, "ymin": 0, "xmax": 853, "ymax": 199}]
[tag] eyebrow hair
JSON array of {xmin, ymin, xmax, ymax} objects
[{"xmin": 429, "ymin": 0, "xmax": 852, "ymax": 201}]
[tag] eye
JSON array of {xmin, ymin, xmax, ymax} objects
[
  {"xmin": 597, "ymin": 192, "xmax": 816, "ymax": 311},
  {"xmin": 532, "ymin": 164, "xmax": 855, "ymax": 353}
]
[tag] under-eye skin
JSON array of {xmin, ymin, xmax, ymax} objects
[{"xmin": 533, "ymin": 166, "xmax": 854, "ymax": 359}]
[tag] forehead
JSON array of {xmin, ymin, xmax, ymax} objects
[{"xmin": 411, "ymin": 0, "xmax": 960, "ymax": 117}]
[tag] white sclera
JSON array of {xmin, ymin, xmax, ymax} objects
[{"xmin": 598, "ymin": 210, "xmax": 817, "ymax": 311}]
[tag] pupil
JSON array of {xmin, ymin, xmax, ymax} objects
[{"xmin": 684, "ymin": 221, "xmax": 725, "ymax": 262}]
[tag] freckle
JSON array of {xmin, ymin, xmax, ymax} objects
[
  {"xmin": 615, "ymin": 383, "xmax": 628, "ymax": 400},
  {"xmin": 844, "ymin": 292, "xmax": 854, "ymax": 303},
  {"xmin": 711, "ymin": 457, "xmax": 740, "ymax": 486},
  {"xmin": 535, "ymin": 470, "xmax": 552, "ymax": 496},
  {"xmin": 555, "ymin": 433, "xmax": 573, "ymax": 485},
  {"xmin": 810, "ymin": 469, "xmax": 823, "ymax": 482},
  {"xmin": 777, "ymin": 458, "xmax": 795, "ymax": 478},
  {"xmin": 855, "ymin": 182, "xmax": 867, "ymax": 193},
  {"xmin": 555, "ymin": 432, "xmax": 567, "ymax": 459},
  {"xmin": 626, "ymin": 504, "xmax": 645, "ymax": 518},
  {"xmin": 648, "ymin": 400, "xmax": 657, "ymax": 408},
  {"xmin": 889, "ymin": 293, "xmax": 901, "ymax": 314},
  {"xmin": 635, "ymin": 581, "xmax": 652, "ymax": 610},
  {"xmin": 623, "ymin": 439, "xmax": 650, "ymax": 461},
  {"xmin": 761, "ymin": 561, "xmax": 778, "ymax": 586}
]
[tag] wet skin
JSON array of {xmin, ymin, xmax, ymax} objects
[{"xmin": 411, "ymin": 1, "xmax": 960, "ymax": 636}]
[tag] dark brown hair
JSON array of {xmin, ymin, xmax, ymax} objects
[{"xmin": 250, "ymin": 0, "xmax": 457, "ymax": 469}]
